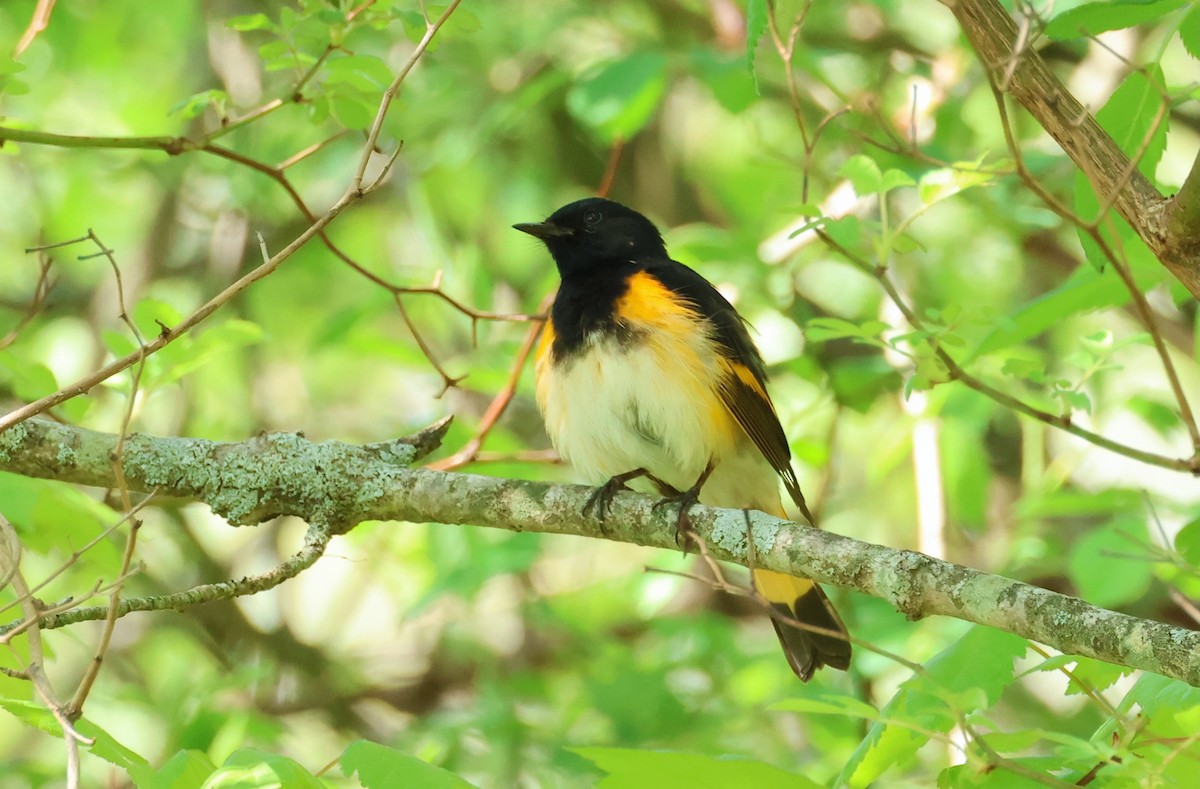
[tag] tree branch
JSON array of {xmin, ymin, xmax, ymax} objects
[
  {"xmin": 943, "ymin": 0, "xmax": 1200, "ymax": 299},
  {"xmin": 3, "ymin": 419, "xmax": 1199, "ymax": 686}
]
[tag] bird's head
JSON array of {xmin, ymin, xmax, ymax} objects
[{"xmin": 514, "ymin": 197, "xmax": 667, "ymax": 278}]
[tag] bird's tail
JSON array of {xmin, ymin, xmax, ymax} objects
[
  {"xmin": 753, "ymin": 569, "xmax": 850, "ymax": 680},
  {"xmin": 752, "ymin": 498, "xmax": 851, "ymax": 680}
]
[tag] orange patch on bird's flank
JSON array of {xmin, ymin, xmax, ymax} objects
[
  {"xmin": 535, "ymin": 319, "xmax": 556, "ymax": 364},
  {"xmin": 534, "ymin": 319, "xmax": 557, "ymax": 411},
  {"xmin": 615, "ymin": 272, "xmax": 741, "ymax": 450}
]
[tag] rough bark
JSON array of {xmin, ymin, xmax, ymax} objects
[
  {"xmin": 943, "ymin": 0, "xmax": 1200, "ymax": 299},
  {"xmin": 3, "ymin": 419, "xmax": 1199, "ymax": 686}
]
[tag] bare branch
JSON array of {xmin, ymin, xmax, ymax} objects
[
  {"xmin": 4, "ymin": 419, "xmax": 1200, "ymax": 686},
  {"xmin": 942, "ymin": 0, "xmax": 1200, "ymax": 299}
]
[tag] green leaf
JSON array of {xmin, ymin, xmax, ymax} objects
[
  {"xmin": 325, "ymin": 55, "xmax": 394, "ymax": 90},
  {"xmin": 1044, "ymin": 0, "xmax": 1187, "ymax": 40},
  {"xmin": 440, "ymin": 6, "xmax": 483, "ymax": 34},
  {"xmin": 327, "ymin": 90, "xmax": 377, "ymax": 130},
  {"xmin": 745, "ymin": 0, "xmax": 769, "ymax": 87},
  {"xmin": 969, "ymin": 262, "xmax": 1162, "ymax": 359},
  {"xmin": 0, "ymin": 354, "xmax": 57, "ymax": 402},
  {"xmin": 0, "ymin": 54, "xmax": 29, "ymax": 96},
  {"xmin": 0, "ymin": 703, "xmax": 150, "ymax": 774},
  {"xmin": 805, "ymin": 317, "xmax": 889, "ymax": 344},
  {"xmin": 771, "ymin": 693, "xmax": 881, "ymax": 720},
  {"xmin": 880, "ymin": 168, "xmax": 916, "ymax": 192},
  {"xmin": 1000, "ymin": 355, "xmax": 1046, "ymax": 382},
  {"xmin": 1018, "ymin": 488, "xmax": 1143, "ymax": 519},
  {"xmin": 0, "ymin": 699, "xmax": 61, "ymax": 737},
  {"xmin": 1127, "ymin": 394, "xmax": 1182, "ymax": 437},
  {"xmin": 824, "ymin": 214, "xmax": 863, "ymax": 248},
  {"xmin": 838, "ymin": 627, "xmax": 1026, "ymax": 788},
  {"xmin": 1067, "ymin": 517, "xmax": 1153, "ymax": 607},
  {"xmin": 1020, "ymin": 654, "xmax": 1132, "ymax": 696},
  {"xmin": 1174, "ymin": 517, "xmax": 1200, "ymax": 565},
  {"xmin": 170, "ymin": 89, "xmax": 230, "ymax": 120},
  {"xmin": 341, "ymin": 740, "xmax": 478, "ymax": 789},
  {"xmin": 1181, "ymin": 6, "xmax": 1200, "ymax": 59},
  {"xmin": 574, "ymin": 747, "xmax": 819, "ymax": 789},
  {"xmin": 1122, "ymin": 673, "xmax": 1200, "ymax": 718},
  {"xmin": 226, "ymin": 13, "xmax": 276, "ymax": 32},
  {"xmin": 77, "ymin": 718, "xmax": 151, "ymax": 771},
  {"xmin": 840, "ymin": 154, "xmax": 883, "ymax": 195},
  {"xmin": 201, "ymin": 748, "xmax": 323, "ymax": 788},
  {"xmin": 1116, "ymin": 673, "xmax": 1200, "ymax": 736},
  {"xmin": 154, "ymin": 320, "xmax": 264, "ymax": 388},
  {"xmin": 566, "ymin": 52, "xmax": 669, "ymax": 142},
  {"xmin": 1063, "ymin": 657, "xmax": 1133, "ymax": 697},
  {"xmin": 132, "ymin": 750, "xmax": 218, "ymax": 789},
  {"xmin": 1074, "ymin": 65, "xmax": 1167, "ymax": 272},
  {"xmin": 917, "ymin": 165, "xmax": 993, "ymax": 205},
  {"xmin": 826, "ymin": 356, "xmax": 901, "ymax": 413},
  {"xmin": 0, "ymin": 55, "xmax": 27, "ymax": 76},
  {"xmin": 691, "ymin": 49, "xmax": 757, "ymax": 113}
]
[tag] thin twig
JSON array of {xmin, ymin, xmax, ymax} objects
[
  {"xmin": 987, "ymin": 82, "xmax": 1200, "ymax": 456},
  {"xmin": 816, "ymin": 230, "xmax": 1197, "ymax": 473},
  {"xmin": 0, "ymin": 3, "xmax": 463, "ymax": 435},
  {"xmin": 427, "ymin": 291, "xmax": 555, "ymax": 470},
  {"xmin": 2, "ymin": 522, "xmax": 334, "ymax": 637},
  {"xmin": 0, "ymin": 253, "xmax": 55, "ymax": 351}
]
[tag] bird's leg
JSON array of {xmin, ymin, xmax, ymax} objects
[
  {"xmin": 652, "ymin": 460, "xmax": 715, "ymax": 548},
  {"xmin": 584, "ymin": 468, "xmax": 675, "ymax": 528}
]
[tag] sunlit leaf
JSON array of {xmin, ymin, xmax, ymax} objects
[
  {"xmin": 203, "ymin": 748, "xmax": 324, "ymax": 788},
  {"xmin": 1044, "ymin": 0, "xmax": 1187, "ymax": 40},
  {"xmin": 838, "ymin": 627, "xmax": 1026, "ymax": 788},
  {"xmin": 575, "ymin": 747, "xmax": 819, "ymax": 789},
  {"xmin": 1073, "ymin": 65, "xmax": 1167, "ymax": 272},
  {"xmin": 341, "ymin": 740, "xmax": 477, "ymax": 789},
  {"xmin": 841, "ymin": 154, "xmax": 883, "ymax": 196},
  {"xmin": 745, "ymin": 0, "xmax": 769, "ymax": 87},
  {"xmin": 226, "ymin": 13, "xmax": 276, "ymax": 32},
  {"xmin": 1067, "ymin": 517, "xmax": 1154, "ymax": 607},
  {"xmin": 566, "ymin": 52, "xmax": 669, "ymax": 142},
  {"xmin": 1181, "ymin": 6, "xmax": 1200, "ymax": 59},
  {"xmin": 131, "ymin": 750, "xmax": 218, "ymax": 789}
]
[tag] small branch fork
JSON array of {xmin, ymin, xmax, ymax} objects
[
  {"xmin": 0, "ymin": 6, "xmax": 464, "ymax": 783},
  {"xmin": 0, "ymin": 2, "xmax": 465, "ymax": 436},
  {"xmin": 941, "ymin": 0, "xmax": 1200, "ymax": 299},
  {"xmin": 426, "ymin": 134, "xmax": 628, "ymax": 468},
  {"xmin": 764, "ymin": 0, "xmax": 1200, "ymax": 472},
  {"xmin": 4, "ymin": 419, "xmax": 1200, "ymax": 688}
]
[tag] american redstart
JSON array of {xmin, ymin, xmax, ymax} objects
[{"xmin": 515, "ymin": 197, "xmax": 851, "ymax": 681}]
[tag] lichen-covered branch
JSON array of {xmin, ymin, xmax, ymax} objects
[
  {"xmin": 3, "ymin": 419, "xmax": 1199, "ymax": 685},
  {"xmin": 942, "ymin": 0, "xmax": 1200, "ymax": 299}
]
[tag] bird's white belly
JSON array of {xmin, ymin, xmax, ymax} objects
[{"xmin": 538, "ymin": 333, "xmax": 726, "ymax": 492}]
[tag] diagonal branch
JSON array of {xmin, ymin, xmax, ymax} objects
[
  {"xmin": 2, "ymin": 419, "xmax": 1199, "ymax": 686},
  {"xmin": 942, "ymin": 0, "xmax": 1200, "ymax": 299}
]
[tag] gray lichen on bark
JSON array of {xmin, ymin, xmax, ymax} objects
[{"xmin": 3, "ymin": 418, "xmax": 1200, "ymax": 686}]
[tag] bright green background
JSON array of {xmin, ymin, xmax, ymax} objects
[{"xmin": 2, "ymin": 0, "xmax": 1200, "ymax": 786}]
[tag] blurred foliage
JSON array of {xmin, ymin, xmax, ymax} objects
[{"xmin": 1, "ymin": 0, "xmax": 1200, "ymax": 786}]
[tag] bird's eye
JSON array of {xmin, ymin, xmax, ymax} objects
[{"xmin": 583, "ymin": 211, "xmax": 601, "ymax": 225}]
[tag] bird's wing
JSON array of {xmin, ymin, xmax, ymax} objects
[{"xmin": 644, "ymin": 259, "xmax": 813, "ymax": 523}]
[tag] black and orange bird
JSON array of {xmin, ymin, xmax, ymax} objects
[{"xmin": 514, "ymin": 197, "xmax": 851, "ymax": 681}]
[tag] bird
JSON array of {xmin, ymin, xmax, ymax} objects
[{"xmin": 514, "ymin": 197, "xmax": 851, "ymax": 681}]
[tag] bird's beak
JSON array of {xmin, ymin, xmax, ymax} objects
[{"xmin": 513, "ymin": 221, "xmax": 573, "ymax": 240}]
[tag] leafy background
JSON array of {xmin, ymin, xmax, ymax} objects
[{"xmin": 2, "ymin": 0, "xmax": 1200, "ymax": 786}]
